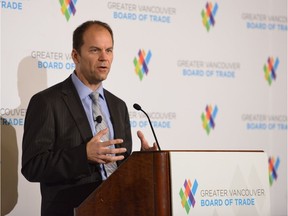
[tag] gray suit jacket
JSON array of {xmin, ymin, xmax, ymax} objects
[{"xmin": 21, "ymin": 75, "xmax": 132, "ymax": 215}]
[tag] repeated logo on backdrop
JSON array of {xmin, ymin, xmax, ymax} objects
[
  {"xmin": 241, "ymin": 12, "xmax": 287, "ymax": 31},
  {"xmin": 107, "ymin": 1, "xmax": 176, "ymax": 24},
  {"xmin": 201, "ymin": 105, "xmax": 218, "ymax": 135},
  {"xmin": 31, "ymin": 50, "xmax": 75, "ymax": 71},
  {"xmin": 177, "ymin": 59, "xmax": 240, "ymax": 79},
  {"xmin": 1, "ymin": 1, "xmax": 287, "ymax": 216},
  {"xmin": 241, "ymin": 113, "xmax": 287, "ymax": 131},
  {"xmin": 133, "ymin": 49, "xmax": 152, "ymax": 81},
  {"xmin": 59, "ymin": 0, "xmax": 77, "ymax": 21},
  {"xmin": 0, "ymin": 108, "xmax": 26, "ymax": 126},
  {"xmin": 263, "ymin": 57, "xmax": 279, "ymax": 85},
  {"xmin": 178, "ymin": 176, "xmax": 268, "ymax": 215},
  {"xmin": 1, "ymin": 0, "xmax": 24, "ymax": 10},
  {"xmin": 179, "ymin": 179, "xmax": 198, "ymax": 214},
  {"xmin": 129, "ymin": 110, "xmax": 176, "ymax": 129},
  {"xmin": 268, "ymin": 156, "xmax": 280, "ymax": 186},
  {"xmin": 201, "ymin": 2, "xmax": 218, "ymax": 32}
]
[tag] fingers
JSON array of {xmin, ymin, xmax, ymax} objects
[
  {"xmin": 152, "ymin": 143, "xmax": 158, "ymax": 151},
  {"xmin": 93, "ymin": 128, "xmax": 109, "ymax": 142},
  {"xmin": 91, "ymin": 128, "xmax": 124, "ymax": 148},
  {"xmin": 87, "ymin": 142, "xmax": 127, "ymax": 164},
  {"xmin": 86, "ymin": 129, "xmax": 127, "ymax": 164},
  {"xmin": 137, "ymin": 130, "xmax": 148, "ymax": 145},
  {"xmin": 137, "ymin": 130, "xmax": 158, "ymax": 151},
  {"xmin": 93, "ymin": 154, "xmax": 125, "ymax": 164},
  {"xmin": 100, "ymin": 154, "xmax": 125, "ymax": 163},
  {"xmin": 137, "ymin": 130, "xmax": 144, "ymax": 139},
  {"xmin": 97, "ymin": 143, "xmax": 127, "ymax": 155}
]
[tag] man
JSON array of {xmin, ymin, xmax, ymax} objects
[{"xmin": 22, "ymin": 20, "xmax": 156, "ymax": 216}]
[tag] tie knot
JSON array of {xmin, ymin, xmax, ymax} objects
[{"xmin": 90, "ymin": 91, "xmax": 99, "ymax": 103}]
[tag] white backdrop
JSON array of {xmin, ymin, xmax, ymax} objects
[{"xmin": 1, "ymin": 0, "xmax": 287, "ymax": 215}]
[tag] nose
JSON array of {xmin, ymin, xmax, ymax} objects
[{"xmin": 98, "ymin": 50, "xmax": 109, "ymax": 61}]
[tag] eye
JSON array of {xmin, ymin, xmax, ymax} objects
[
  {"xmin": 106, "ymin": 48, "xmax": 113, "ymax": 54},
  {"xmin": 90, "ymin": 48, "xmax": 100, "ymax": 53}
]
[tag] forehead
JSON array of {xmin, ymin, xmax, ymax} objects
[{"xmin": 82, "ymin": 25, "xmax": 113, "ymax": 45}]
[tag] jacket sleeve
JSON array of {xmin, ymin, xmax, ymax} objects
[{"xmin": 21, "ymin": 93, "xmax": 92, "ymax": 184}]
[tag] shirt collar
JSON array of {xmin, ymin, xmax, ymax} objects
[{"xmin": 71, "ymin": 72, "xmax": 105, "ymax": 100}]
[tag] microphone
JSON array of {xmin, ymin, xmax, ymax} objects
[
  {"xmin": 133, "ymin": 103, "xmax": 161, "ymax": 151},
  {"xmin": 95, "ymin": 115, "xmax": 102, "ymax": 124}
]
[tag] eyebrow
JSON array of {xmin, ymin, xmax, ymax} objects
[{"xmin": 89, "ymin": 46, "xmax": 113, "ymax": 50}]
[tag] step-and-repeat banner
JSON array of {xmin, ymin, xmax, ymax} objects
[{"xmin": 1, "ymin": 0, "xmax": 287, "ymax": 215}]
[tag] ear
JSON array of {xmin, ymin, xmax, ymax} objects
[{"xmin": 71, "ymin": 49, "xmax": 79, "ymax": 64}]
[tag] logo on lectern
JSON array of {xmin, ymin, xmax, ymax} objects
[
  {"xmin": 268, "ymin": 156, "xmax": 280, "ymax": 186},
  {"xmin": 59, "ymin": 0, "xmax": 78, "ymax": 21},
  {"xmin": 201, "ymin": 2, "xmax": 219, "ymax": 32},
  {"xmin": 263, "ymin": 57, "xmax": 279, "ymax": 85},
  {"xmin": 179, "ymin": 179, "xmax": 198, "ymax": 214},
  {"xmin": 133, "ymin": 49, "xmax": 152, "ymax": 81},
  {"xmin": 201, "ymin": 104, "xmax": 218, "ymax": 135}
]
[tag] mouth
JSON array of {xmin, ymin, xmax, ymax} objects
[
  {"xmin": 98, "ymin": 63, "xmax": 108, "ymax": 69},
  {"xmin": 99, "ymin": 65, "xmax": 107, "ymax": 68},
  {"xmin": 97, "ymin": 65, "xmax": 109, "ymax": 73}
]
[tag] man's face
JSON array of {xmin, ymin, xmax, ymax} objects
[{"xmin": 72, "ymin": 25, "xmax": 114, "ymax": 90}]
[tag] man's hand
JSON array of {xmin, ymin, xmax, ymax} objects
[
  {"xmin": 86, "ymin": 128, "xmax": 127, "ymax": 164},
  {"xmin": 137, "ymin": 130, "xmax": 158, "ymax": 151}
]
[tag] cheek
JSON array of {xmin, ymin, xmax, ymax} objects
[
  {"xmin": 85, "ymin": 58, "xmax": 96, "ymax": 67},
  {"xmin": 109, "ymin": 55, "xmax": 114, "ymax": 63}
]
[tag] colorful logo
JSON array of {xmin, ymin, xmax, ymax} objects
[
  {"xmin": 201, "ymin": 2, "xmax": 219, "ymax": 32},
  {"xmin": 59, "ymin": 0, "xmax": 77, "ymax": 21},
  {"xmin": 268, "ymin": 156, "xmax": 280, "ymax": 186},
  {"xmin": 201, "ymin": 105, "xmax": 218, "ymax": 135},
  {"xmin": 133, "ymin": 49, "xmax": 152, "ymax": 81},
  {"xmin": 263, "ymin": 57, "xmax": 279, "ymax": 85},
  {"xmin": 179, "ymin": 179, "xmax": 198, "ymax": 214}
]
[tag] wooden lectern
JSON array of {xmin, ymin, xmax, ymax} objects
[{"xmin": 75, "ymin": 151, "xmax": 171, "ymax": 216}]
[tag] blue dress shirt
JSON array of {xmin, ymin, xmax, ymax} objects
[{"xmin": 71, "ymin": 72, "xmax": 114, "ymax": 180}]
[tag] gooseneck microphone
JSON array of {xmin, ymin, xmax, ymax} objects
[
  {"xmin": 95, "ymin": 115, "xmax": 102, "ymax": 124},
  {"xmin": 133, "ymin": 103, "xmax": 161, "ymax": 151}
]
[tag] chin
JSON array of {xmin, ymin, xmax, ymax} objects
[{"xmin": 96, "ymin": 76, "xmax": 108, "ymax": 82}]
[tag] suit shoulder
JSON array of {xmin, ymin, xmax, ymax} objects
[{"xmin": 104, "ymin": 89, "xmax": 126, "ymax": 104}]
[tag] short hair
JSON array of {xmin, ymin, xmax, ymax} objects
[{"xmin": 73, "ymin": 20, "xmax": 114, "ymax": 54}]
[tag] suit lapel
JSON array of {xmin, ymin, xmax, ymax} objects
[{"xmin": 61, "ymin": 76, "xmax": 93, "ymax": 142}]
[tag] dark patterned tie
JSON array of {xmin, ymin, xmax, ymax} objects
[{"xmin": 90, "ymin": 91, "xmax": 117, "ymax": 177}]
